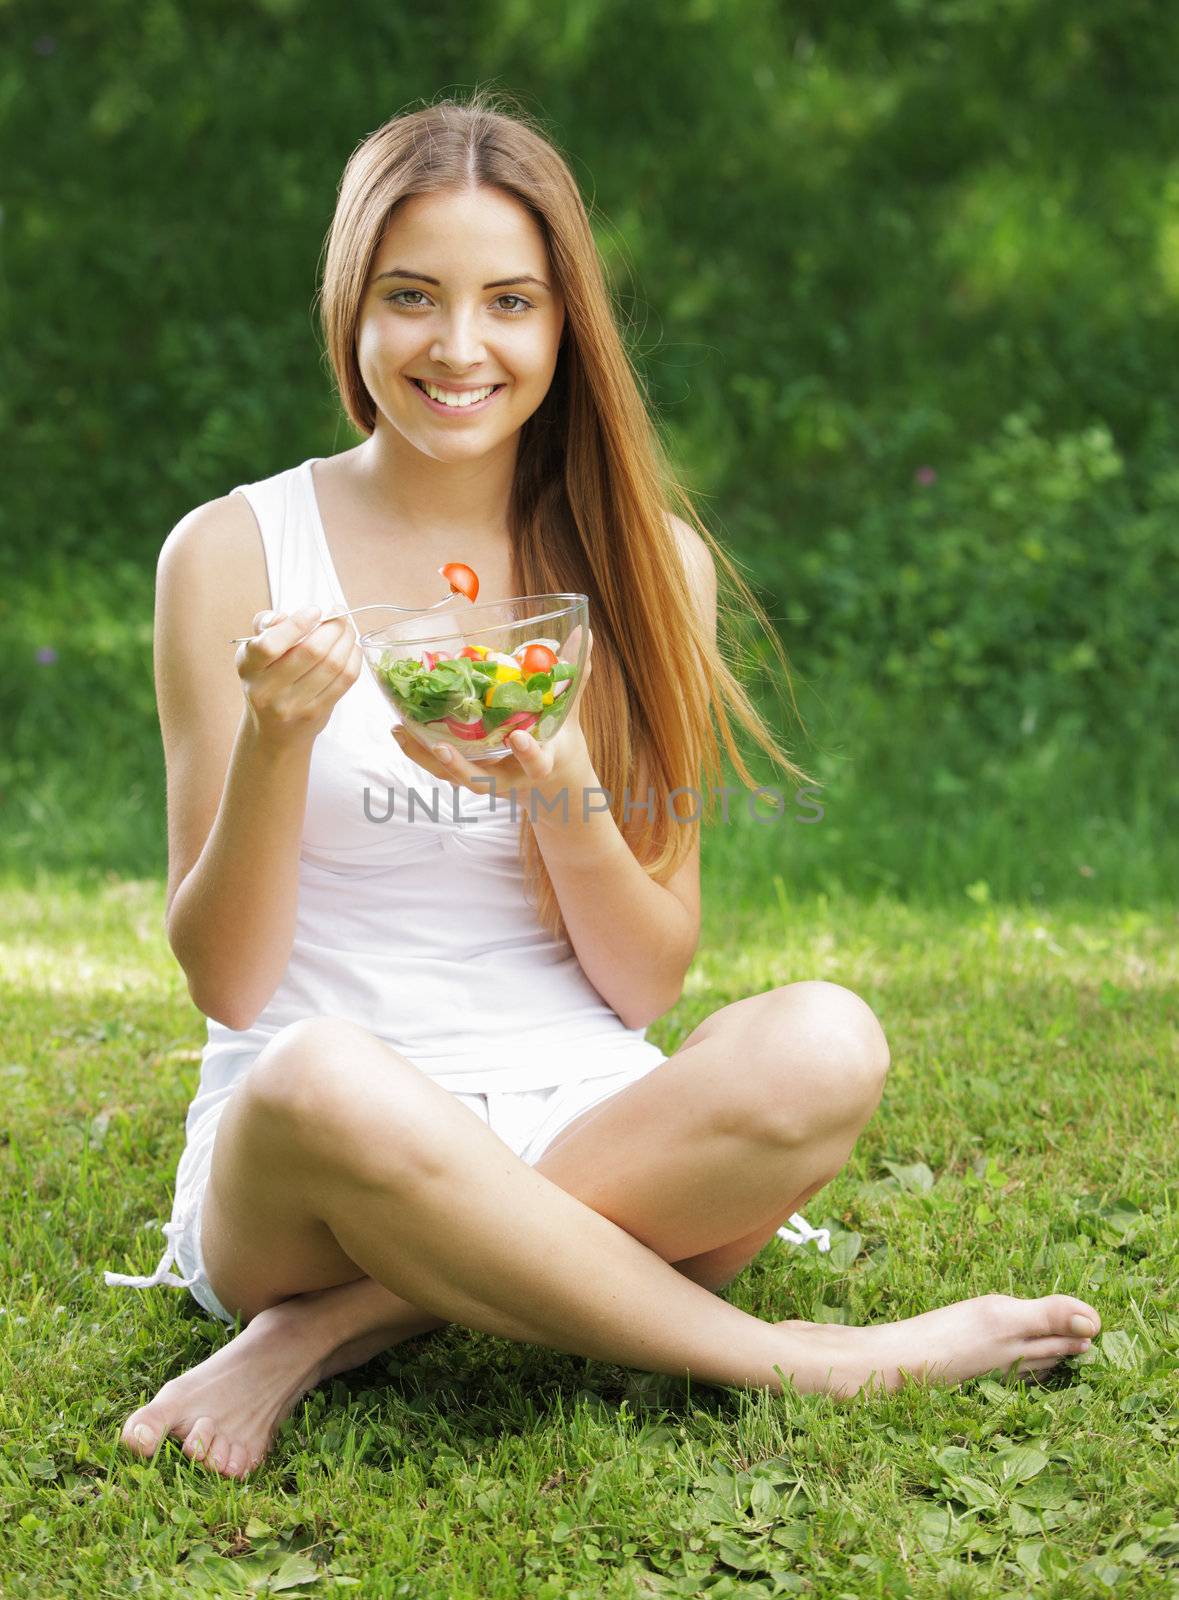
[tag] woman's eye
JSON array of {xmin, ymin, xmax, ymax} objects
[{"xmin": 383, "ymin": 289, "xmax": 533, "ymax": 315}]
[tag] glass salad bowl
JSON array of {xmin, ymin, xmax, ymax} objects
[{"xmin": 361, "ymin": 593, "xmax": 590, "ymax": 762}]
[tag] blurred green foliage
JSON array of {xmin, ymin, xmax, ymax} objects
[{"xmin": 2, "ymin": 0, "xmax": 1176, "ymax": 900}]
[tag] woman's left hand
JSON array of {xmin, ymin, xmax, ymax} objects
[{"xmin": 392, "ymin": 626, "xmax": 594, "ymax": 808}]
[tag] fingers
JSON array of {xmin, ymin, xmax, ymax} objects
[
  {"xmin": 300, "ymin": 621, "xmax": 363, "ymax": 704},
  {"xmin": 240, "ymin": 604, "xmax": 323, "ymax": 668},
  {"xmin": 506, "ymin": 727, "xmax": 545, "ymax": 764},
  {"xmin": 391, "ymin": 724, "xmax": 457, "ymax": 779},
  {"xmin": 246, "ymin": 606, "xmax": 354, "ymax": 694},
  {"xmin": 403, "ymin": 726, "xmax": 471, "ymax": 775},
  {"xmin": 395, "ymin": 732, "xmax": 481, "ymax": 793},
  {"xmin": 287, "ymin": 613, "xmax": 355, "ymax": 688},
  {"xmin": 392, "ymin": 724, "xmax": 533, "ymax": 791},
  {"xmin": 241, "ymin": 604, "xmax": 359, "ymax": 707}
]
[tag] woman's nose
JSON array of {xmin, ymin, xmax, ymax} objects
[{"xmin": 430, "ymin": 308, "xmax": 486, "ymax": 368}]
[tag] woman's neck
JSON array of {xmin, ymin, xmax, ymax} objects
[{"xmin": 352, "ymin": 422, "xmax": 519, "ymax": 546}]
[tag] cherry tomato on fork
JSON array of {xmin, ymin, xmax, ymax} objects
[{"xmin": 439, "ymin": 563, "xmax": 479, "ymax": 603}]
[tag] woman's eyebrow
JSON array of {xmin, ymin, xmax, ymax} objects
[{"xmin": 373, "ymin": 268, "xmax": 551, "ymax": 291}]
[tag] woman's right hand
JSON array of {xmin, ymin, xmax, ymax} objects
[{"xmin": 236, "ymin": 605, "xmax": 363, "ymax": 749}]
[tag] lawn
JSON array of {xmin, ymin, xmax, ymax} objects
[{"xmin": 2, "ymin": 859, "xmax": 1176, "ymax": 1598}]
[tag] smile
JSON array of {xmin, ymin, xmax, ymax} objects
[{"xmin": 408, "ymin": 378, "xmax": 505, "ymax": 414}]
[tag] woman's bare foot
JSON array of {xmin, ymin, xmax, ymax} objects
[
  {"xmin": 775, "ymin": 1292, "xmax": 1101, "ymax": 1397},
  {"xmin": 117, "ymin": 1301, "xmax": 339, "ymax": 1479},
  {"xmin": 117, "ymin": 1283, "xmax": 1100, "ymax": 1470}
]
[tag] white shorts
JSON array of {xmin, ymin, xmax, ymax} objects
[{"xmin": 106, "ymin": 1051, "xmax": 671, "ymax": 1326}]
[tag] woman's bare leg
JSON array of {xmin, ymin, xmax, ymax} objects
[
  {"xmin": 115, "ymin": 1167, "xmax": 818, "ymax": 1476},
  {"xmin": 118, "ymin": 1014, "xmax": 1099, "ymax": 1477},
  {"xmin": 117, "ymin": 1156, "xmax": 834, "ymax": 1474}
]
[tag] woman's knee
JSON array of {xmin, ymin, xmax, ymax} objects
[
  {"xmin": 240, "ymin": 1016, "xmax": 430, "ymax": 1179},
  {"xmin": 245, "ymin": 1016, "xmax": 368, "ymax": 1120},
  {"xmin": 737, "ymin": 980, "xmax": 891, "ymax": 1145}
]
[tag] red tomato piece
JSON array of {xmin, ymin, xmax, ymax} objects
[
  {"xmin": 439, "ymin": 563, "xmax": 479, "ymax": 603},
  {"xmin": 515, "ymin": 643, "xmax": 559, "ymax": 676},
  {"xmin": 457, "ymin": 646, "xmax": 485, "ymax": 661}
]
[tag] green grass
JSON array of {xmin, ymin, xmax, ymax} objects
[{"xmin": 2, "ymin": 864, "xmax": 1176, "ymax": 1598}]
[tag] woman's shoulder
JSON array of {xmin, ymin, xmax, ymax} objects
[
  {"xmin": 158, "ymin": 490, "xmax": 263, "ymax": 578},
  {"xmin": 156, "ymin": 490, "xmax": 271, "ymax": 631},
  {"xmin": 157, "ymin": 454, "xmax": 311, "ymax": 578},
  {"xmin": 664, "ymin": 512, "xmax": 718, "ymax": 643}
]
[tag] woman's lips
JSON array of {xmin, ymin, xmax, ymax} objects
[{"xmin": 407, "ymin": 378, "xmax": 506, "ymax": 416}]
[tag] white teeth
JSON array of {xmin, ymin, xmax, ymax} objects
[{"xmin": 419, "ymin": 381, "xmax": 496, "ymax": 408}]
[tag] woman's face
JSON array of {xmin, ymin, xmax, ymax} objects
[{"xmin": 357, "ymin": 185, "xmax": 566, "ymax": 459}]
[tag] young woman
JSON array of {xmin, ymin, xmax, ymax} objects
[{"xmin": 105, "ymin": 93, "xmax": 1099, "ymax": 1479}]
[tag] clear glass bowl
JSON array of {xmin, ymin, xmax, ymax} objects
[{"xmin": 361, "ymin": 593, "xmax": 590, "ymax": 762}]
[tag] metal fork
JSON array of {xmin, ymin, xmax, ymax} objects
[{"xmin": 229, "ymin": 596, "xmax": 456, "ymax": 645}]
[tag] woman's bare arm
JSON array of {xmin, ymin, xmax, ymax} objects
[
  {"xmin": 156, "ymin": 495, "xmax": 360, "ymax": 1030},
  {"xmin": 526, "ymin": 518, "xmax": 714, "ymax": 1027}
]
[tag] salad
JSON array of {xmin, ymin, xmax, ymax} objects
[{"xmin": 375, "ymin": 637, "xmax": 581, "ymax": 756}]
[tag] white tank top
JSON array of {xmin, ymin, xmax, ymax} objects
[
  {"xmin": 100, "ymin": 456, "xmax": 836, "ymax": 1306},
  {"xmin": 185, "ymin": 456, "xmax": 664, "ymax": 1134}
]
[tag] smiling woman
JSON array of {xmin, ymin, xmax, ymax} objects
[
  {"xmin": 346, "ymin": 183, "xmax": 569, "ymax": 480},
  {"xmin": 317, "ymin": 131, "xmax": 814, "ymax": 945},
  {"xmin": 106, "ymin": 88, "xmax": 1096, "ymax": 1483}
]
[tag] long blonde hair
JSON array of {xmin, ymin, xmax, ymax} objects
[{"xmin": 316, "ymin": 89, "xmax": 815, "ymax": 944}]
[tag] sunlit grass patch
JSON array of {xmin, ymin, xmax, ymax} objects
[{"xmin": 2, "ymin": 869, "xmax": 1175, "ymax": 1595}]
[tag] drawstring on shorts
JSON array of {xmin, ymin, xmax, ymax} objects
[
  {"xmin": 102, "ymin": 1191, "xmax": 202, "ymax": 1293},
  {"xmin": 776, "ymin": 1212, "xmax": 831, "ymax": 1252}
]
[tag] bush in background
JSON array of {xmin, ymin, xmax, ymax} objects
[{"xmin": 2, "ymin": 0, "xmax": 1175, "ymax": 901}]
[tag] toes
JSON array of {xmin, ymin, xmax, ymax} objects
[
  {"xmin": 1036, "ymin": 1295, "xmax": 1100, "ymax": 1340},
  {"xmin": 203, "ymin": 1432, "xmax": 255, "ymax": 1478},
  {"xmin": 1057, "ymin": 1293, "xmax": 1100, "ymax": 1337},
  {"xmin": 1074, "ymin": 1300, "xmax": 1101, "ymax": 1337},
  {"xmin": 136, "ymin": 1412, "xmax": 264, "ymax": 1480},
  {"xmin": 202, "ymin": 1433, "xmax": 240, "ymax": 1476},
  {"xmin": 181, "ymin": 1416, "xmax": 218, "ymax": 1464},
  {"xmin": 1020, "ymin": 1334, "xmax": 1092, "ymax": 1366},
  {"xmin": 120, "ymin": 1408, "xmax": 170, "ymax": 1457}
]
